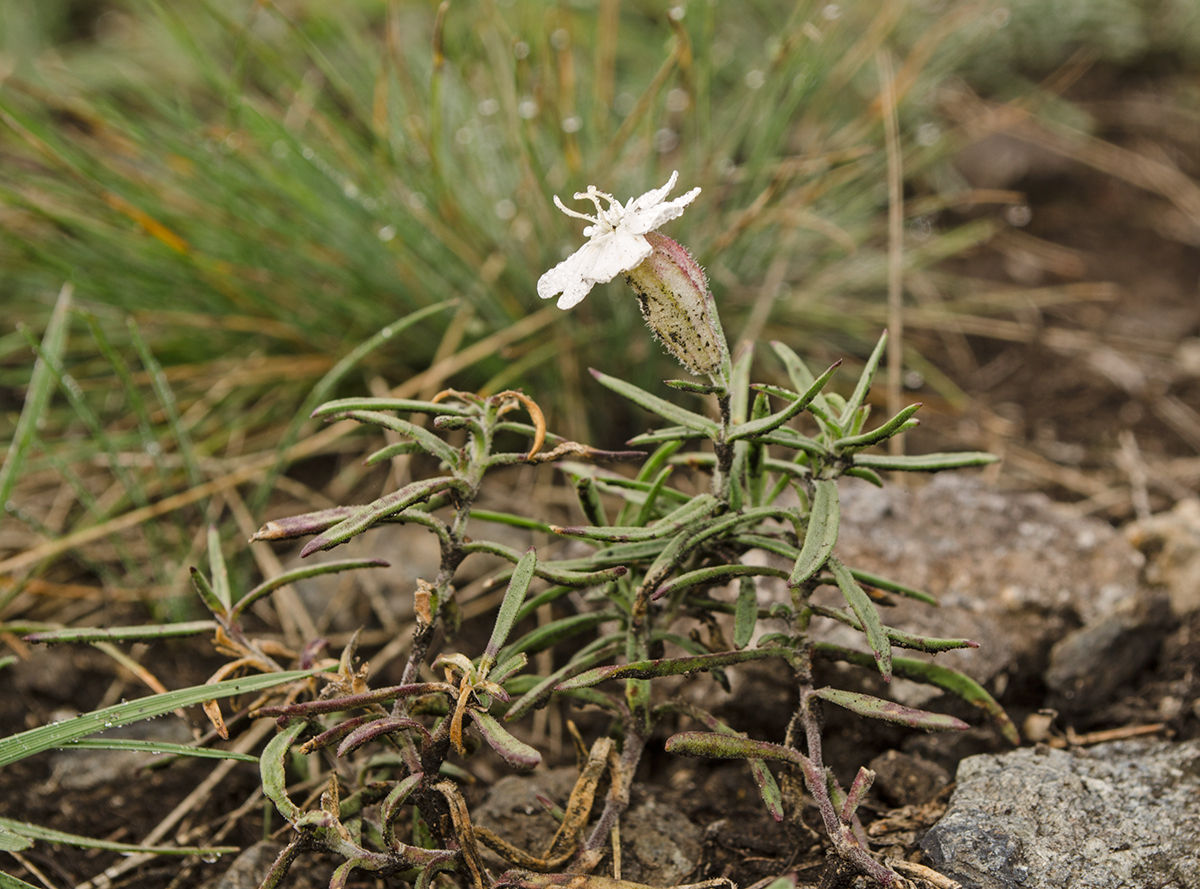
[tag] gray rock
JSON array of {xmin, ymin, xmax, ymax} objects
[
  {"xmin": 830, "ymin": 475, "xmax": 1149, "ymax": 706},
  {"xmin": 921, "ymin": 740, "xmax": 1200, "ymax": 889}
]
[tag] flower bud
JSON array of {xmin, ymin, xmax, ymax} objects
[{"xmin": 625, "ymin": 231, "xmax": 728, "ymax": 377}]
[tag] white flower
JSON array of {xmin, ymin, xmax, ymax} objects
[{"xmin": 538, "ymin": 171, "xmax": 701, "ymax": 309}]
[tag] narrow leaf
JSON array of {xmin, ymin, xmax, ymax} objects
[
  {"xmin": 664, "ymin": 731, "xmax": 805, "ymax": 766},
  {"xmin": 833, "ymin": 404, "xmax": 922, "ymax": 453},
  {"xmin": 0, "ymin": 816, "xmax": 237, "ymax": 856},
  {"xmin": 473, "ymin": 711, "xmax": 541, "ymax": 771},
  {"xmin": 840, "ymin": 330, "xmax": 888, "ymax": 426},
  {"xmin": 811, "ymin": 687, "xmax": 969, "ymax": 732},
  {"xmin": 589, "ymin": 368, "xmax": 719, "ymax": 436},
  {"xmin": 301, "ymin": 477, "xmax": 463, "ymax": 557},
  {"xmin": 58, "ymin": 739, "xmax": 258, "ymax": 761},
  {"xmin": 557, "ymin": 647, "xmax": 788, "ymax": 690},
  {"xmin": 814, "ymin": 643, "xmax": 1019, "ymax": 744},
  {"xmin": 261, "ymin": 721, "xmax": 308, "ymax": 824},
  {"xmin": 207, "ymin": 525, "xmax": 231, "ymax": 613},
  {"xmin": 481, "ymin": 548, "xmax": 538, "ymax": 671},
  {"xmin": 852, "ymin": 452, "xmax": 999, "ymax": 472},
  {"xmin": 231, "ymin": 559, "xmax": 390, "ymax": 619},
  {"xmin": 730, "ymin": 360, "xmax": 842, "ymax": 442},
  {"xmin": 789, "ymin": 479, "xmax": 839, "ymax": 587},
  {"xmin": 734, "ymin": 577, "xmax": 758, "ymax": 650},
  {"xmin": 553, "ymin": 494, "xmax": 719, "ymax": 543},
  {"xmin": 829, "ymin": 557, "xmax": 892, "ymax": 680}
]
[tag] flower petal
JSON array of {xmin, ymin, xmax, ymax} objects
[
  {"xmin": 538, "ymin": 231, "xmax": 652, "ymax": 309},
  {"xmin": 626, "ymin": 187, "xmax": 701, "ymax": 234},
  {"xmin": 626, "ymin": 170, "xmax": 680, "ymax": 214}
]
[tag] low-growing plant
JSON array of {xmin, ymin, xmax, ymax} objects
[{"xmin": 128, "ymin": 172, "xmax": 1013, "ymax": 889}]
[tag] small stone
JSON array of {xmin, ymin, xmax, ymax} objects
[{"xmin": 867, "ymin": 750, "xmax": 950, "ymax": 808}]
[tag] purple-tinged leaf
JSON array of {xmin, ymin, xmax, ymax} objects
[
  {"xmin": 300, "ymin": 477, "xmax": 464, "ymax": 557},
  {"xmin": 250, "ymin": 506, "xmax": 358, "ymax": 542},
  {"xmin": 473, "ymin": 711, "xmax": 541, "ymax": 771},
  {"xmin": 252, "ymin": 683, "xmax": 453, "ymax": 722},
  {"xmin": 382, "ymin": 772, "xmax": 423, "ymax": 848},
  {"xmin": 337, "ymin": 717, "xmax": 432, "ymax": 756},
  {"xmin": 811, "ymin": 687, "xmax": 968, "ymax": 732}
]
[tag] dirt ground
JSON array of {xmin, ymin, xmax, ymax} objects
[{"xmin": 3, "ymin": 62, "xmax": 1199, "ymax": 889}]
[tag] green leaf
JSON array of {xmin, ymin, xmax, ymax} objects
[
  {"xmin": 769, "ymin": 340, "xmax": 836, "ymax": 421},
  {"xmin": 300, "ymin": 477, "xmax": 464, "ymax": 557},
  {"xmin": 730, "ymin": 360, "xmax": 841, "ymax": 443},
  {"xmin": 469, "ymin": 510, "xmax": 556, "ymax": 534},
  {"xmin": 461, "ymin": 540, "xmax": 628, "ymax": 588},
  {"xmin": 848, "ymin": 568, "xmax": 938, "ymax": 606},
  {"xmin": 808, "ymin": 604, "xmax": 977, "ymax": 653},
  {"xmin": 664, "ymin": 731, "xmax": 805, "ymax": 767},
  {"xmin": 557, "ymin": 647, "xmax": 788, "ymax": 690},
  {"xmin": 833, "ymin": 403, "xmax": 922, "ymax": 453},
  {"xmin": 231, "ymin": 558, "xmax": 390, "ymax": 619},
  {"xmin": 504, "ymin": 636, "xmax": 623, "ymax": 721},
  {"xmin": 497, "ymin": 612, "xmax": 620, "ymax": 668},
  {"xmin": 652, "ymin": 563, "xmax": 789, "ymax": 601},
  {"xmin": 852, "ymin": 452, "xmax": 999, "ymax": 472},
  {"xmin": 840, "ymin": 330, "xmax": 888, "ymax": 427},
  {"xmin": 589, "ymin": 368, "xmax": 719, "ymax": 437},
  {"xmin": 553, "ymin": 494, "xmax": 719, "ymax": 543},
  {"xmin": 789, "ymin": 479, "xmax": 839, "ymax": 588},
  {"xmin": 734, "ymin": 577, "xmax": 759, "ymax": 650},
  {"xmin": 0, "ymin": 816, "xmax": 237, "ymax": 856},
  {"xmin": 481, "ymin": 548, "xmax": 538, "ymax": 671},
  {"xmin": 811, "ymin": 687, "xmax": 969, "ymax": 732},
  {"xmin": 261, "ymin": 721, "xmax": 308, "ymax": 824},
  {"xmin": 311, "ymin": 397, "xmax": 467, "ymax": 420},
  {"xmin": 814, "ymin": 643, "xmax": 1019, "ymax": 744},
  {"xmin": 573, "ymin": 476, "xmax": 608, "ymax": 527},
  {"xmin": 189, "ymin": 567, "xmax": 226, "ymax": 617},
  {"xmin": 0, "ymin": 285, "xmax": 71, "ymax": 509},
  {"xmin": 24, "ymin": 621, "xmax": 218, "ymax": 644},
  {"xmin": 829, "ymin": 557, "xmax": 892, "ymax": 680},
  {"xmin": 626, "ymin": 425, "xmax": 703, "ymax": 445},
  {"xmin": 473, "ymin": 711, "xmax": 541, "ymax": 771},
  {"xmin": 334, "ymin": 410, "xmax": 461, "ymax": 468},
  {"xmin": 0, "ymin": 669, "xmax": 317, "ymax": 769}
]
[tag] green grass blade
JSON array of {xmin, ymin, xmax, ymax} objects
[
  {"xmin": 0, "ymin": 669, "xmax": 317, "ymax": 769},
  {"xmin": 0, "ymin": 817, "xmax": 238, "ymax": 856},
  {"xmin": 23, "ymin": 621, "xmax": 218, "ymax": 644},
  {"xmin": 0, "ymin": 284, "xmax": 72, "ymax": 509},
  {"xmin": 58, "ymin": 739, "xmax": 258, "ymax": 761}
]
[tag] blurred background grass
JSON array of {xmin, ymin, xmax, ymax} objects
[{"xmin": 3, "ymin": 0, "xmax": 1199, "ymax": 616}]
